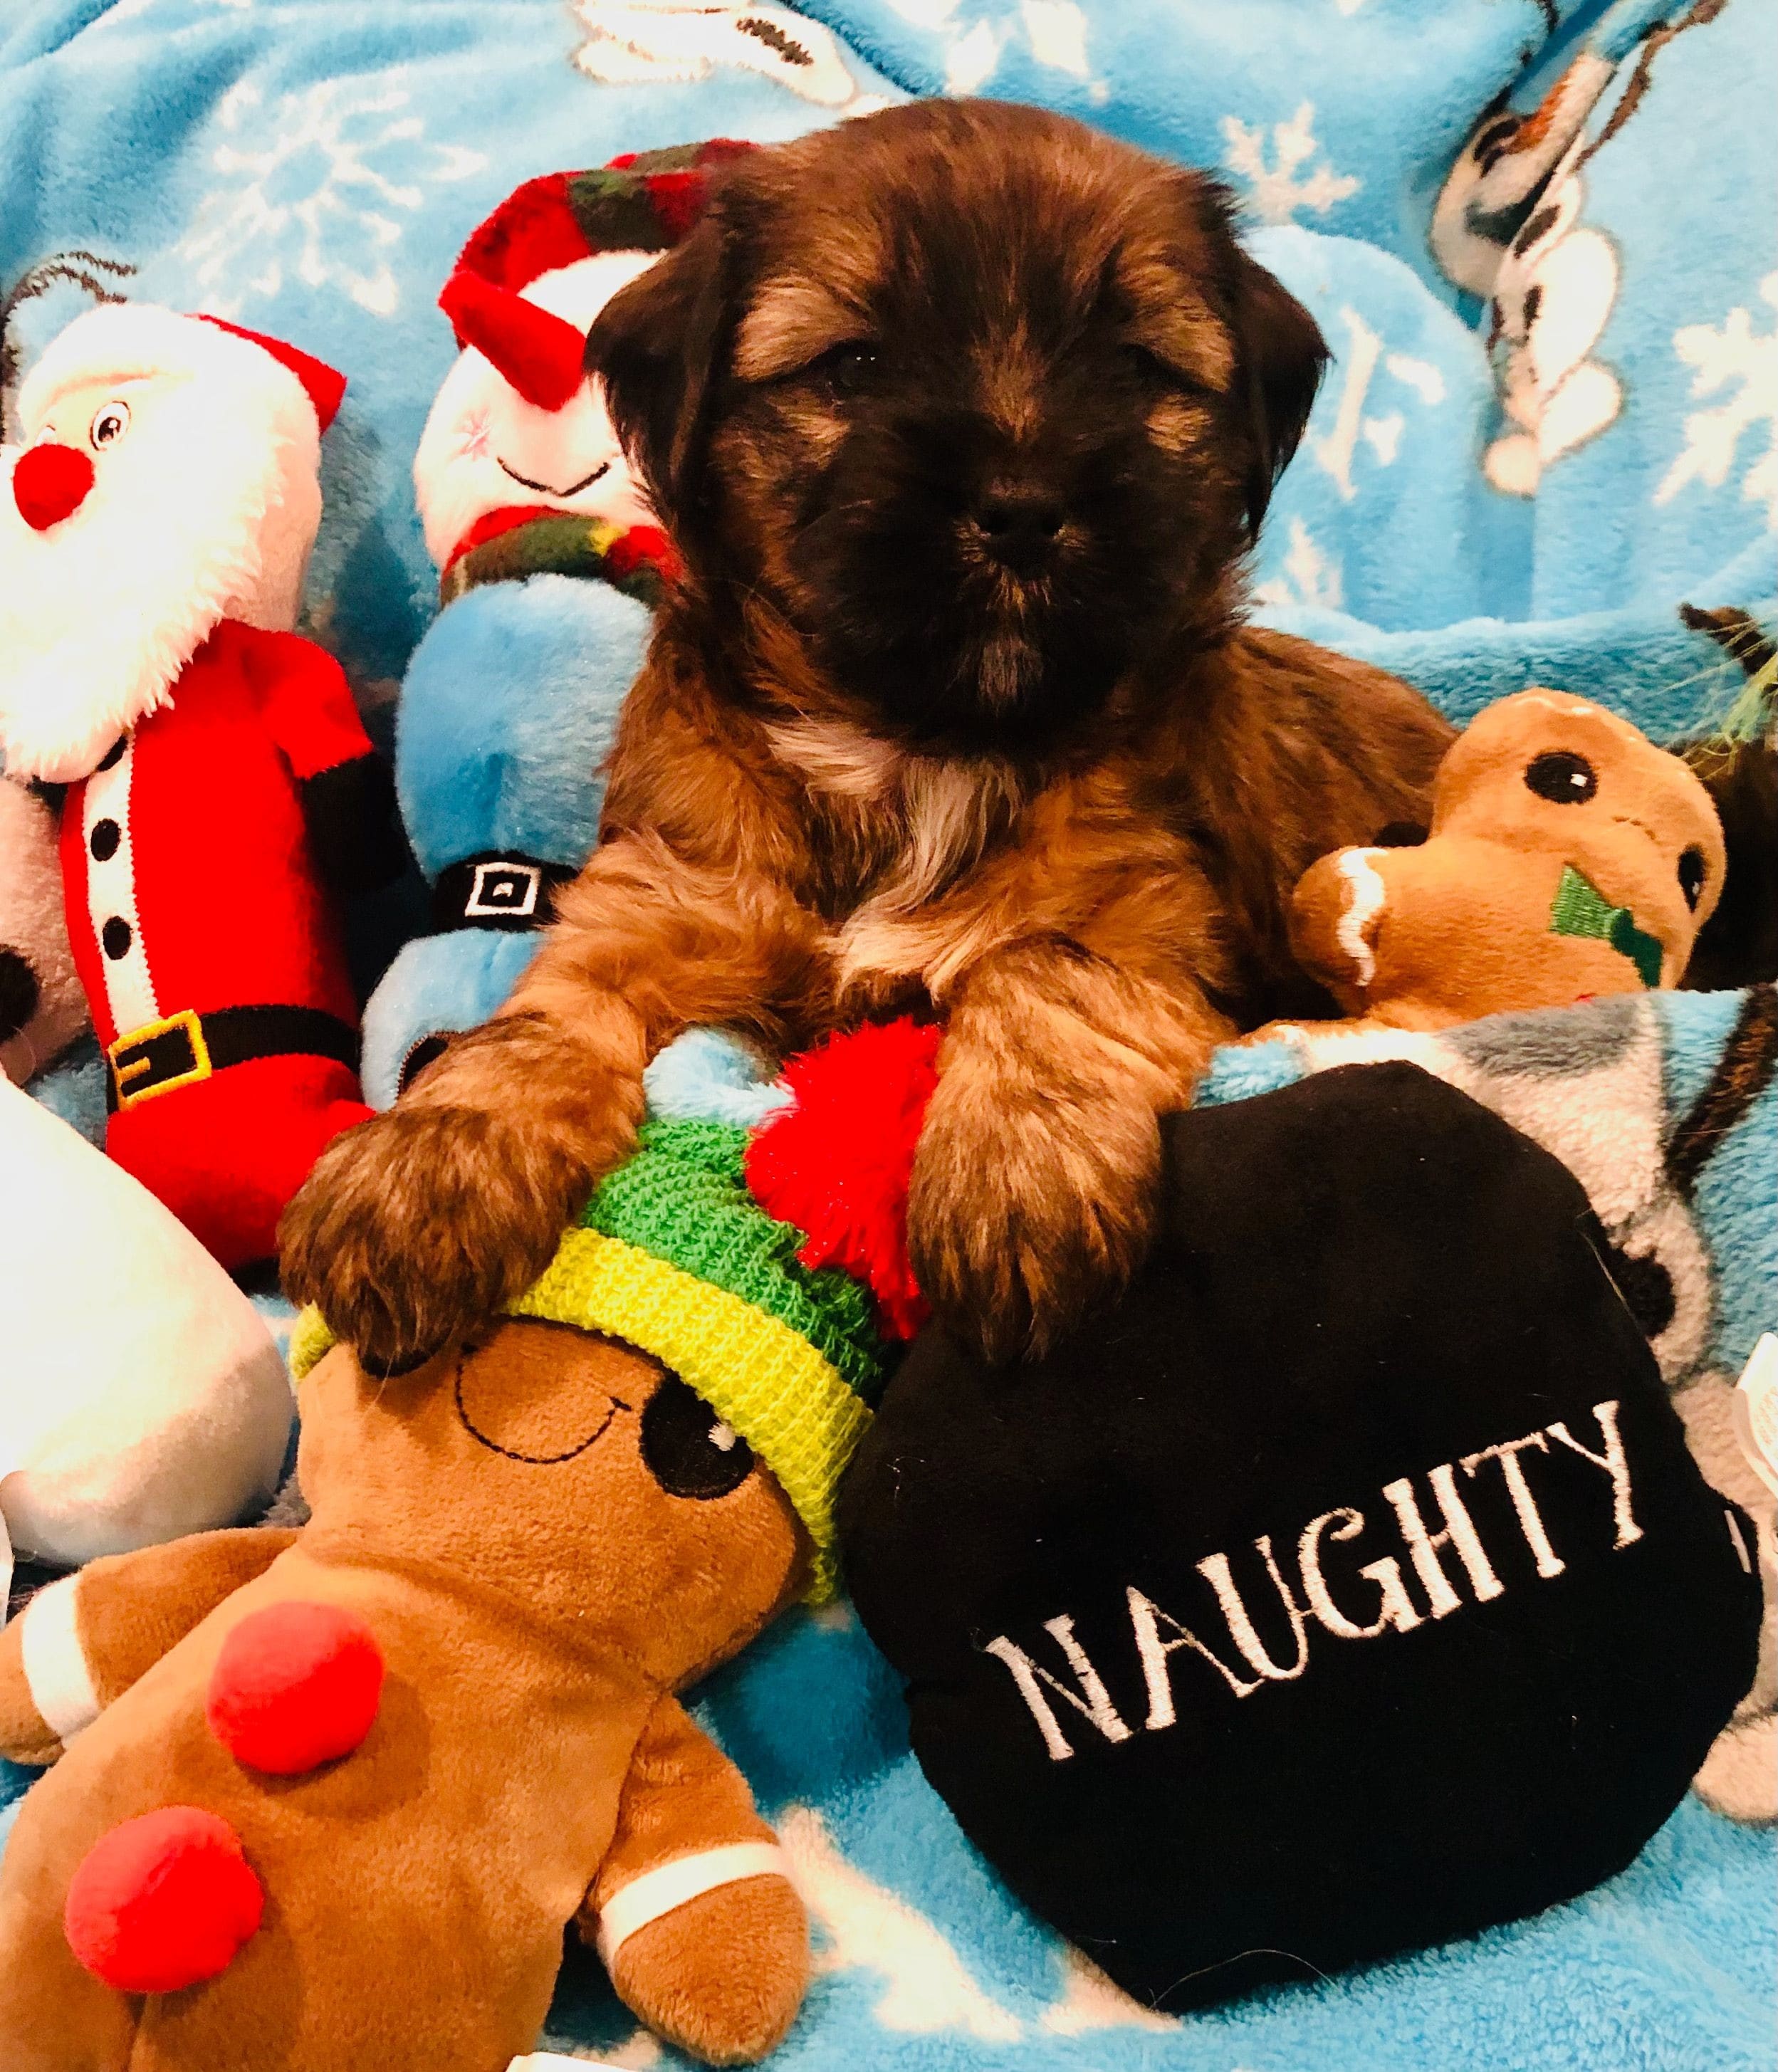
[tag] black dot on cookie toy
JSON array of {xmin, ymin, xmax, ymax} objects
[
  {"xmin": 0, "ymin": 947, "xmax": 40, "ymax": 1042},
  {"xmin": 89, "ymin": 817, "xmax": 120, "ymax": 862},
  {"xmin": 1525, "ymin": 750, "xmax": 1598, "ymax": 803},
  {"xmin": 641, "ymin": 1375, "xmax": 755, "ymax": 1500},
  {"xmin": 101, "ymin": 916, "xmax": 132, "ymax": 961}
]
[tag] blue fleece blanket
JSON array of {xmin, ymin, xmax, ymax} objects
[{"xmin": 3, "ymin": 1, "xmax": 1774, "ymax": 2067}]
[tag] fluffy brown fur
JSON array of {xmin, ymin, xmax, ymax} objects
[{"xmin": 282, "ymin": 100, "xmax": 1453, "ymax": 1368}]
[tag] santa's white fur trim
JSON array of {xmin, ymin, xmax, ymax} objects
[
  {"xmin": 414, "ymin": 251, "xmax": 660, "ymax": 570},
  {"xmin": 19, "ymin": 303, "xmax": 321, "ymax": 454},
  {"xmin": 0, "ymin": 305, "xmax": 323, "ymax": 782}
]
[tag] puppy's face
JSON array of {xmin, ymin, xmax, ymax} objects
[{"xmin": 591, "ymin": 103, "xmax": 1327, "ymax": 754}]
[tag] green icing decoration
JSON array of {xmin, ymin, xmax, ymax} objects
[{"xmin": 1548, "ymin": 864, "xmax": 1663, "ymax": 987}]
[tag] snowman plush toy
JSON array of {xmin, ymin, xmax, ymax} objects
[{"xmin": 361, "ymin": 142, "xmax": 749, "ymax": 1106}]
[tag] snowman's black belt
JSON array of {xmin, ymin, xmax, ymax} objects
[{"xmin": 429, "ymin": 852, "xmax": 580, "ymax": 933}]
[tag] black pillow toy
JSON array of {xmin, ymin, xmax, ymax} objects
[{"xmin": 839, "ymin": 1064, "xmax": 1762, "ymax": 2011}]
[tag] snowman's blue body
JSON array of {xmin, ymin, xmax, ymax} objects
[{"xmin": 359, "ymin": 571, "xmax": 651, "ymax": 1107}]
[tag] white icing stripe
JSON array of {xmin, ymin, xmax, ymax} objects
[
  {"xmin": 594, "ymin": 1842, "xmax": 789, "ymax": 1969},
  {"xmin": 1334, "ymin": 847, "xmax": 1389, "ymax": 990},
  {"xmin": 81, "ymin": 736, "xmax": 158, "ymax": 1035},
  {"xmin": 19, "ymin": 1574, "xmax": 100, "ymax": 1745}
]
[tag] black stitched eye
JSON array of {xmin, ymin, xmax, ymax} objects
[
  {"xmin": 1525, "ymin": 750, "xmax": 1597, "ymax": 804},
  {"xmin": 1678, "ymin": 846, "xmax": 1707, "ymax": 912},
  {"xmin": 809, "ymin": 342, "xmax": 879, "ymax": 400},
  {"xmin": 640, "ymin": 1374, "xmax": 755, "ymax": 1500}
]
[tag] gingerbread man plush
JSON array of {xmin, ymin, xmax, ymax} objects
[
  {"xmin": 0, "ymin": 1029, "xmax": 934, "ymax": 2071},
  {"xmin": 1258, "ymin": 689, "xmax": 1726, "ymax": 1040}
]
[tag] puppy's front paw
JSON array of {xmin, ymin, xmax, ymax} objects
[
  {"xmin": 278, "ymin": 1102, "xmax": 599, "ymax": 1371},
  {"xmin": 609, "ymin": 1875, "xmax": 809, "ymax": 2066},
  {"xmin": 907, "ymin": 1071, "xmax": 1161, "ymax": 1365}
]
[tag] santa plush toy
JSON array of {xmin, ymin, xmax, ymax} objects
[{"xmin": 0, "ymin": 304, "xmax": 397, "ymax": 1270}]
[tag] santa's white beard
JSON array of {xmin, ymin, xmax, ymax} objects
[{"xmin": 0, "ymin": 412, "xmax": 295, "ymax": 783}]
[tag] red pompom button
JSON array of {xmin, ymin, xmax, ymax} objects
[
  {"xmin": 12, "ymin": 442, "xmax": 95, "ymax": 531},
  {"xmin": 65, "ymin": 1807, "xmax": 263, "ymax": 1993},
  {"xmin": 205, "ymin": 1601, "xmax": 385, "ymax": 1776}
]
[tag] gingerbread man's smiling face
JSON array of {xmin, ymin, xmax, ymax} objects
[
  {"xmin": 1433, "ymin": 689, "xmax": 1726, "ymax": 981},
  {"xmin": 296, "ymin": 1321, "xmax": 809, "ymax": 1688}
]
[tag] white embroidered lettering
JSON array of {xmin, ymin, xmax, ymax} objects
[
  {"xmin": 1196, "ymin": 1539, "xmax": 1311, "ymax": 1681},
  {"xmin": 1126, "ymin": 1586, "xmax": 1261, "ymax": 1725},
  {"xmin": 984, "ymin": 1617, "xmax": 1134, "ymax": 1762},
  {"xmin": 1381, "ymin": 1465, "xmax": 1503, "ymax": 1618},
  {"xmin": 1462, "ymin": 1433, "xmax": 1565, "ymax": 1579},
  {"xmin": 1547, "ymin": 1400, "xmax": 1641, "ymax": 1547},
  {"xmin": 1299, "ymin": 1507, "xmax": 1423, "ymax": 1638}
]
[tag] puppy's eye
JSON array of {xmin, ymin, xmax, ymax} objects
[
  {"xmin": 1678, "ymin": 846, "xmax": 1707, "ymax": 911},
  {"xmin": 640, "ymin": 1374, "xmax": 755, "ymax": 1500},
  {"xmin": 1121, "ymin": 343, "xmax": 1206, "ymax": 396},
  {"xmin": 1525, "ymin": 750, "xmax": 1597, "ymax": 804},
  {"xmin": 807, "ymin": 341, "xmax": 880, "ymax": 401},
  {"xmin": 89, "ymin": 402, "xmax": 130, "ymax": 451}
]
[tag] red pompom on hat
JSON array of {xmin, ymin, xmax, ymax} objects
[
  {"xmin": 65, "ymin": 1807, "xmax": 264, "ymax": 1994},
  {"xmin": 746, "ymin": 1017, "xmax": 943, "ymax": 1342},
  {"xmin": 206, "ymin": 1600, "xmax": 385, "ymax": 1776}
]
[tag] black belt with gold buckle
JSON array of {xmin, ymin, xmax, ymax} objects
[{"xmin": 106, "ymin": 1005, "xmax": 360, "ymax": 1114}]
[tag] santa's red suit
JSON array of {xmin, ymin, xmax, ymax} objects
[{"xmin": 61, "ymin": 619, "xmax": 377, "ymax": 1267}]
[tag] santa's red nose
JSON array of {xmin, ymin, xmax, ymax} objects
[{"xmin": 12, "ymin": 442, "xmax": 95, "ymax": 531}]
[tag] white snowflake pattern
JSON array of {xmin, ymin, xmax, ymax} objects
[
  {"xmin": 1220, "ymin": 102, "xmax": 1360, "ymax": 226},
  {"xmin": 177, "ymin": 78, "xmax": 484, "ymax": 319},
  {"xmin": 109, "ymin": 0, "xmax": 252, "ymax": 16},
  {"xmin": 1306, "ymin": 307, "xmax": 1445, "ymax": 501},
  {"xmin": 873, "ymin": 0, "xmax": 1102, "ymax": 99},
  {"xmin": 1255, "ymin": 516, "xmax": 1344, "ymax": 612},
  {"xmin": 1655, "ymin": 272, "xmax": 1778, "ymax": 528}
]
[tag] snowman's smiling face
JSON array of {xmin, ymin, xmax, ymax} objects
[{"xmin": 414, "ymin": 250, "xmax": 663, "ymax": 571}]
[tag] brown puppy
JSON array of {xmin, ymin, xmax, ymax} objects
[{"xmin": 282, "ymin": 100, "xmax": 1453, "ymax": 1369}]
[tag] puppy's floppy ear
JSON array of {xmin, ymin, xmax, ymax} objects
[
  {"xmin": 1225, "ymin": 246, "xmax": 1328, "ymax": 543},
  {"xmin": 586, "ymin": 206, "xmax": 739, "ymax": 542}
]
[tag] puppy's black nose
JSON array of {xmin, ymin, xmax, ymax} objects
[{"xmin": 973, "ymin": 479, "xmax": 1065, "ymax": 570}]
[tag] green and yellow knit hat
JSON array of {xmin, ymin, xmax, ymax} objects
[{"xmin": 291, "ymin": 1020, "xmax": 944, "ymax": 1601}]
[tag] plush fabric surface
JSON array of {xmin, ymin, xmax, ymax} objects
[
  {"xmin": 3, "ymin": 0, "xmax": 1774, "ymax": 2066},
  {"xmin": 840, "ymin": 1062, "xmax": 1764, "ymax": 2010}
]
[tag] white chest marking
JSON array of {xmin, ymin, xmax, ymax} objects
[{"xmin": 80, "ymin": 737, "xmax": 158, "ymax": 1035}]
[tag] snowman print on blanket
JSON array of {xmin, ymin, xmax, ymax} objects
[{"xmin": 1479, "ymin": 141, "xmax": 1623, "ymax": 498}]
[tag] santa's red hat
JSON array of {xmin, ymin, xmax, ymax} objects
[{"xmin": 16, "ymin": 304, "xmax": 346, "ymax": 446}]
